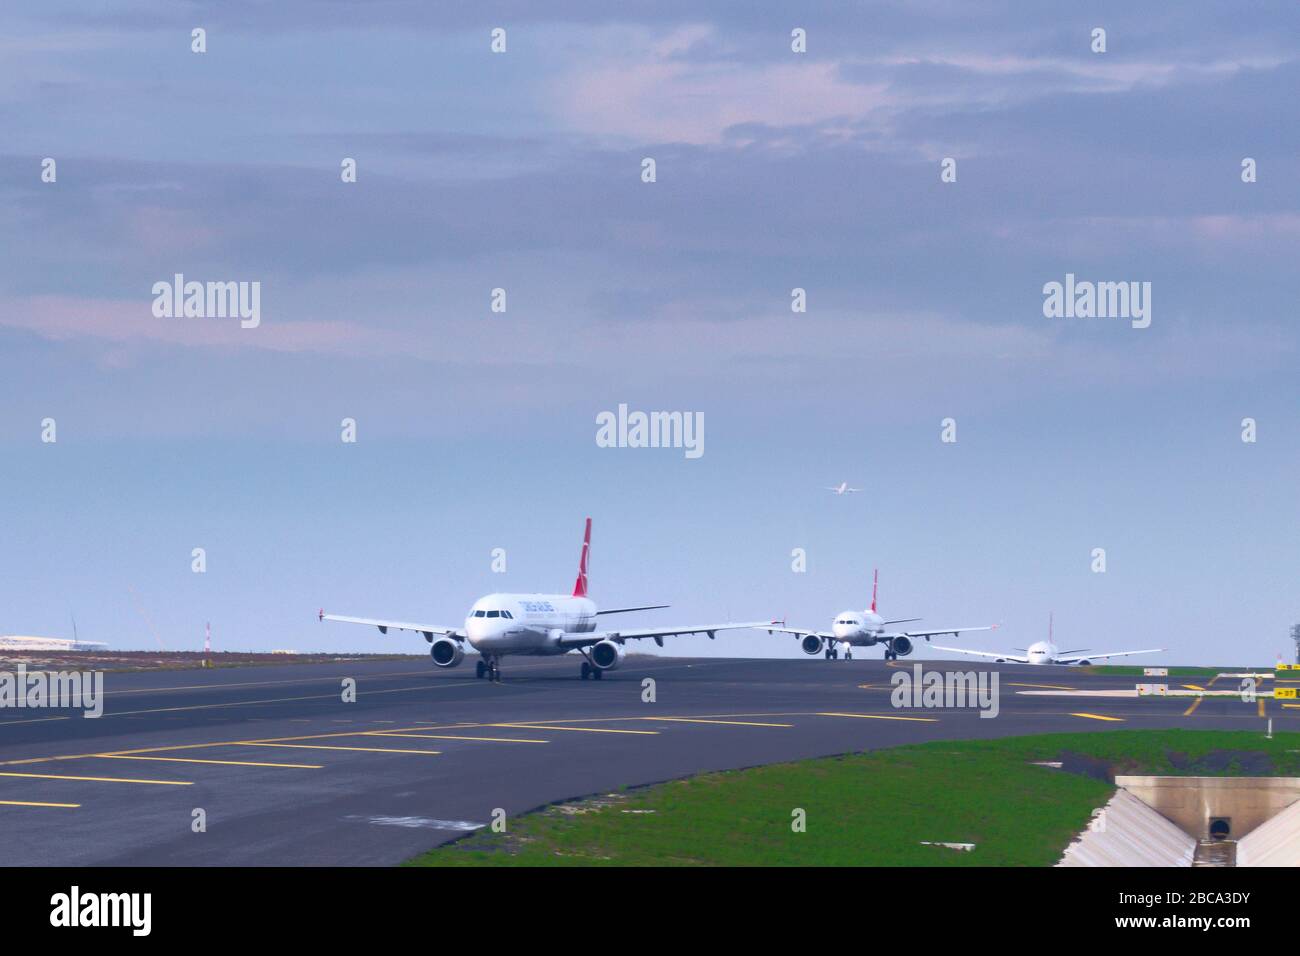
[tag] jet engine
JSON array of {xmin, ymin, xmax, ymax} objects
[
  {"xmin": 590, "ymin": 640, "xmax": 626, "ymax": 671},
  {"xmin": 801, "ymin": 635, "xmax": 824, "ymax": 656},
  {"xmin": 891, "ymin": 636, "xmax": 914, "ymax": 658},
  {"xmin": 430, "ymin": 637, "xmax": 465, "ymax": 668}
]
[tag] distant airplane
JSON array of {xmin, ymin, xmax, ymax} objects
[
  {"xmin": 0, "ymin": 635, "xmax": 107, "ymax": 652},
  {"xmin": 766, "ymin": 570, "xmax": 996, "ymax": 661},
  {"xmin": 827, "ymin": 482, "xmax": 861, "ymax": 495},
  {"xmin": 929, "ymin": 614, "xmax": 1163, "ymax": 665},
  {"xmin": 320, "ymin": 518, "xmax": 766, "ymax": 681}
]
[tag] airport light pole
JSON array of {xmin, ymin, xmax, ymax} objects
[{"xmin": 1292, "ymin": 622, "xmax": 1300, "ymax": 665}]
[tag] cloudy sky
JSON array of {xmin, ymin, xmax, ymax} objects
[{"xmin": 2, "ymin": 1, "xmax": 1296, "ymax": 663}]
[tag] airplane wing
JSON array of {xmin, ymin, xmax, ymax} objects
[
  {"xmin": 318, "ymin": 610, "xmax": 464, "ymax": 642},
  {"xmin": 558, "ymin": 622, "xmax": 770, "ymax": 650},
  {"xmin": 928, "ymin": 643, "xmax": 1029, "ymax": 663},
  {"xmin": 883, "ymin": 625, "xmax": 998, "ymax": 641},
  {"xmin": 764, "ymin": 624, "xmax": 835, "ymax": 641},
  {"xmin": 1056, "ymin": 648, "xmax": 1164, "ymax": 665}
]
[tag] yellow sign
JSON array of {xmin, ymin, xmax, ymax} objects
[{"xmin": 1275, "ymin": 688, "xmax": 1298, "ymax": 700}]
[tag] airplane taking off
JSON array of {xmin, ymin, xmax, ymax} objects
[
  {"xmin": 319, "ymin": 518, "xmax": 765, "ymax": 681},
  {"xmin": 766, "ymin": 570, "xmax": 996, "ymax": 661},
  {"xmin": 929, "ymin": 614, "xmax": 1164, "ymax": 665},
  {"xmin": 827, "ymin": 482, "xmax": 861, "ymax": 495}
]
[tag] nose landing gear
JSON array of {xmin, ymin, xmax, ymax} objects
[
  {"xmin": 476, "ymin": 657, "xmax": 502, "ymax": 682},
  {"xmin": 579, "ymin": 660, "xmax": 604, "ymax": 680}
]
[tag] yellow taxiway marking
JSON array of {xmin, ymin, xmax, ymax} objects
[
  {"xmin": 95, "ymin": 669, "xmax": 441, "ymax": 698},
  {"xmin": 0, "ymin": 708, "xmax": 961, "ymax": 768},
  {"xmin": 1283, "ymin": 703, "xmax": 1300, "ymax": 710},
  {"xmin": 0, "ymin": 771, "xmax": 192, "ymax": 785},
  {"xmin": 90, "ymin": 754, "xmax": 322, "ymax": 769},
  {"xmin": 237, "ymin": 743, "xmax": 442, "ymax": 755},
  {"xmin": 0, "ymin": 799, "xmax": 80, "ymax": 808},
  {"xmin": 639, "ymin": 717, "xmax": 794, "ymax": 728},
  {"xmin": 817, "ymin": 712, "xmax": 939, "ymax": 723},
  {"xmin": 490, "ymin": 723, "xmax": 659, "ymax": 735},
  {"xmin": 1183, "ymin": 697, "xmax": 1204, "ymax": 716},
  {"xmin": 365, "ymin": 732, "xmax": 548, "ymax": 744},
  {"xmin": 1070, "ymin": 713, "xmax": 1124, "ymax": 722},
  {"xmin": 0, "ymin": 721, "xmax": 482, "ymax": 766},
  {"xmin": 1183, "ymin": 684, "xmax": 1206, "ymax": 692},
  {"xmin": 1008, "ymin": 682, "xmax": 1074, "ymax": 691},
  {"xmin": 1259, "ymin": 698, "xmax": 1267, "ymax": 717},
  {"xmin": 99, "ymin": 682, "xmax": 479, "ymax": 720}
]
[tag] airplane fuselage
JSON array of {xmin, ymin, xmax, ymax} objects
[
  {"xmin": 1025, "ymin": 640, "xmax": 1056, "ymax": 665},
  {"xmin": 463, "ymin": 593, "xmax": 597, "ymax": 655},
  {"xmin": 830, "ymin": 609, "xmax": 885, "ymax": 646},
  {"xmin": 994, "ymin": 642, "xmax": 1078, "ymax": 665}
]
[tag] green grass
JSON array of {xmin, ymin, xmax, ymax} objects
[
  {"xmin": 1081, "ymin": 664, "xmax": 1274, "ymax": 677},
  {"xmin": 406, "ymin": 729, "xmax": 1300, "ymax": 867}
]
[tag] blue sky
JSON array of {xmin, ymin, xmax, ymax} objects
[{"xmin": 1, "ymin": 2, "xmax": 1296, "ymax": 662}]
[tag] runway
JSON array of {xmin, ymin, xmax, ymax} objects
[{"xmin": 0, "ymin": 655, "xmax": 1283, "ymax": 865}]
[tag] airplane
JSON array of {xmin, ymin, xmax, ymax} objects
[
  {"xmin": 929, "ymin": 614, "xmax": 1164, "ymax": 665},
  {"xmin": 0, "ymin": 635, "xmax": 107, "ymax": 652},
  {"xmin": 827, "ymin": 482, "xmax": 861, "ymax": 495},
  {"xmin": 766, "ymin": 570, "xmax": 996, "ymax": 661},
  {"xmin": 319, "ymin": 518, "xmax": 766, "ymax": 681}
]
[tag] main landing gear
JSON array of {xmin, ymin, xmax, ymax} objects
[
  {"xmin": 476, "ymin": 657, "xmax": 502, "ymax": 682},
  {"xmin": 579, "ymin": 660, "xmax": 604, "ymax": 680}
]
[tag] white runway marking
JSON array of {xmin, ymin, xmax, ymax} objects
[{"xmin": 345, "ymin": 815, "xmax": 485, "ymax": 831}]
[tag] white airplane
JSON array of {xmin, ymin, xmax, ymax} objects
[
  {"xmin": 766, "ymin": 570, "xmax": 997, "ymax": 661},
  {"xmin": 319, "ymin": 518, "xmax": 765, "ymax": 681},
  {"xmin": 929, "ymin": 614, "xmax": 1164, "ymax": 666},
  {"xmin": 0, "ymin": 635, "xmax": 107, "ymax": 652},
  {"xmin": 827, "ymin": 482, "xmax": 861, "ymax": 495}
]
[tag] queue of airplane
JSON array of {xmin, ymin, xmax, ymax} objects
[{"xmin": 318, "ymin": 517, "xmax": 1163, "ymax": 680}]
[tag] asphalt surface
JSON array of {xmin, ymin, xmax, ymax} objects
[{"xmin": 0, "ymin": 655, "xmax": 1283, "ymax": 865}]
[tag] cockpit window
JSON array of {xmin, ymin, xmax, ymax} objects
[
  {"xmin": 473, "ymin": 610, "xmax": 486, "ymax": 618},
  {"xmin": 502, "ymin": 611, "xmax": 513, "ymax": 619},
  {"xmin": 486, "ymin": 610, "xmax": 500, "ymax": 618}
]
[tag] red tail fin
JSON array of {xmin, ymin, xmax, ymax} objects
[
  {"xmin": 870, "ymin": 569, "xmax": 879, "ymax": 613},
  {"xmin": 572, "ymin": 518, "xmax": 592, "ymax": 597}
]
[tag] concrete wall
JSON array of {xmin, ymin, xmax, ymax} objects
[
  {"xmin": 1057, "ymin": 789, "xmax": 1197, "ymax": 867},
  {"xmin": 1236, "ymin": 799, "xmax": 1300, "ymax": 866},
  {"xmin": 1115, "ymin": 775, "xmax": 1300, "ymax": 841}
]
